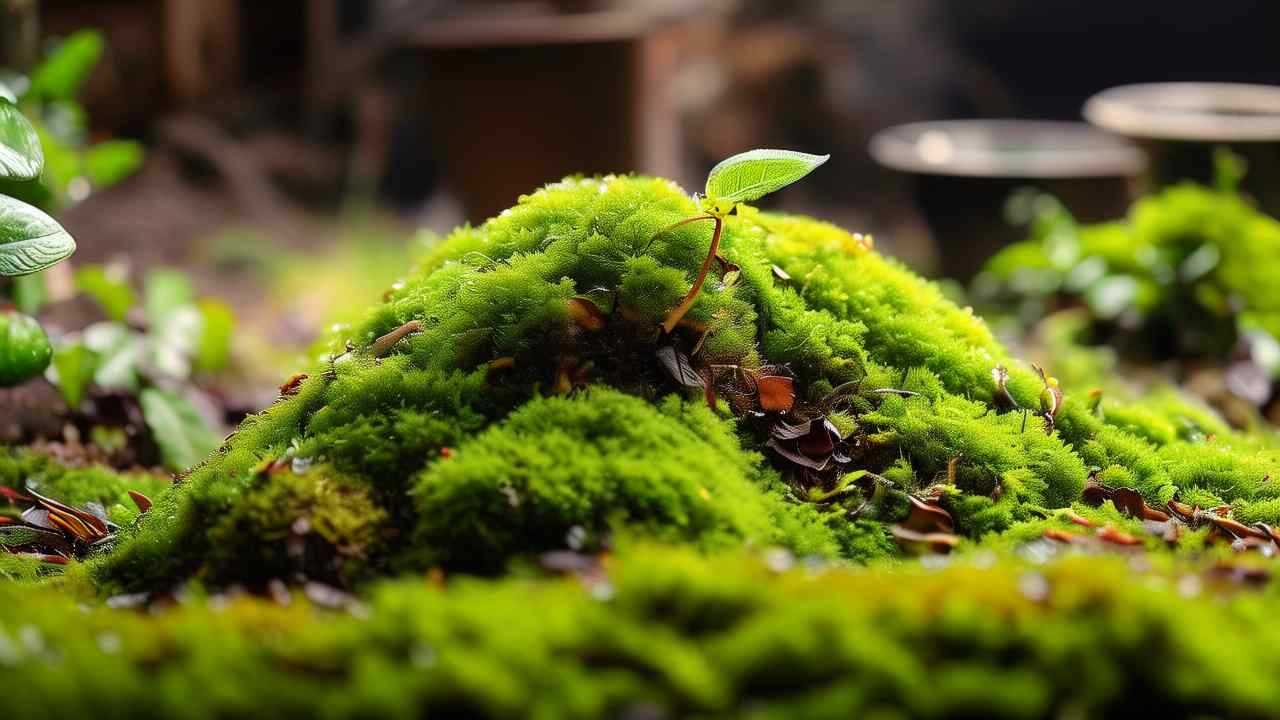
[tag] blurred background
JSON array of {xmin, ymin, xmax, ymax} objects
[
  {"xmin": 4, "ymin": 0, "xmax": 1280, "ymax": 463},
  {"xmin": 9, "ymin": 0, "xmax": 1280, "ymax": 267}
]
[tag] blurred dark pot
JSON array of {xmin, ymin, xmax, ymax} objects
[
  {"xmin": 1085, "ymin": 83, "xmax": 1280, "ymax": 213},
  {"xmin": 870, "ymin": 120, "xmax": 1145, "ymax": 279}
]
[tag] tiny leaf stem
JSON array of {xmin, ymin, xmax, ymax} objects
[
  {"xmin": 641, "ymin": 214, "xmax": 714, "ymax": 255},
  {"xmin": 662, "ymin": 214, "xmax": 723, "ymax": 334}
]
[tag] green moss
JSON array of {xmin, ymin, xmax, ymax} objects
[
  {"xmin": 81, "ymin": 174, "xmax": 1280, "ymax": 595},
  {"xmin": 6, "ymin": 172, "xmax": 1280, "ymax": 715},
  {"xmin": 4, "ymin": 546, "xmax": 1280, "ymax": 718},
  {"xmin": 204, "ymin": 463, "xmax": 389, "ymax": 586},
  {"xmin": 0, "ymin": 448, "xmax": 169, "ymax": 526}
]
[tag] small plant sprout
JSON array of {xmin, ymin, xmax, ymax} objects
[
  {"xmin": 1033, "ymin": 364, "xmax": 1063, "ymax": 433},
  {"xmin": 651, "ymin": 149, "xmax": 828, "ymax": 333}
]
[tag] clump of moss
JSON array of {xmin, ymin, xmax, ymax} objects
[
  {"xmin": 408, "ymin": 388, "xmax": 844, "ymax": 571},
  {"xmin": 90, "ymin": 174, "xmax": 1280, "ymax": 595},
  {"xmin": 204, "ymin": 462, "xmax": 388, "ymax": 586},
  {"xmin": 4, "ymin": 545, "xmax": 1280, "ymax": 719},
  {"xmin": 980, "ymin": 183, "xmax": 1280, "ymax": 424}
]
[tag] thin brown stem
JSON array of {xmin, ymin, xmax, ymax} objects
[
  {"xmin": 640, "ymin": 214, "xmax": 715, "ymax": 255},
  {"xmin": 661, "ymin": 215, "xmax": 723, "ymax": 334}
]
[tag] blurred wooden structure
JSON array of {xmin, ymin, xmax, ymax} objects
[
  {"xmin": 30, "ymin": 1, "xmax": 711, "ymax": 221},
  {"xmin": 397, "ymin": 6, "xmax": 702, "ymax": 220}
]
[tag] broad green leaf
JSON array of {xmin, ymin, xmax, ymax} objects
[
  {"xmin": 48, "ymin": 342, "xmax": 97, "ymax": 409},
  {"xmin": 195, "ymin": 299, "xmax": 234, "ymax": 373},
  {"xmin": 75, "ymin": 265, "xmax": 136, "ymax": 321},
  {"xmin": 704, "ymin": 149, "xmax": 829, "ymax": 206},
  {"xmin": 0, "ymin": 99, "xmax": 43, "ymax": 181},
  {"xmin": 140, "ymin": 387, "xmax": 219, "ymax": 471},
  {"xmin": 84, "ymin": 140, "xmax": 144, "ymax": 189},
  {"xmin": 0, "ymin": 194, "xmax": 76, "ymax": 276},
  {"xmin": 27, "ymin": 30, "xmax": 104, "ymax": 102},
  {"xmin": 144, "ymin": 268, "xmax": 195, "ymax": 327}
]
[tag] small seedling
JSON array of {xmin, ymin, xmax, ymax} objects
[
  {"xmin": 649, "ymin": 149, "xmax": 828, "ymax": 333},
  {"xmin": 1033, "ymin": 364, "xmax": 1063, "ymax": 433}
]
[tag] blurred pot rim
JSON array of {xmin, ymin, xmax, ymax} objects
[
  {"xmin": 869, "ymin": 119, "xmax": 1146, "ymax": 179},
  {"xmin": 1085, "ymin": 82, "xmax": 1280, "ymax": 142}
]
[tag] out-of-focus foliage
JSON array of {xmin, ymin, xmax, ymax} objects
[{"xmin": 977, "ymin": 162, "xmax": 1280, "ymax": 419}]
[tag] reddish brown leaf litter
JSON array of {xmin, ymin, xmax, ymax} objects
[
  {"xmin": 567, "ymin": 297, "xmax": 608, "ymax": 332},
  {"xmin": 1078, "ymin": 479, "xmax": 1280, "ymax": 557},
  {"xmin": 128, "ymin": 490, "xmax": 152, "ymax": 514},
  {"xmin": 369, "ymin": 320, "xmax": 423, "ymax": 358},
  {"xmin": 278, "ymin": 373, "xmax": 308, "ymax": 398},
  {"xmin": 890, "ymin": 525, "xmax": 960, "ymax": 554},
  {"xmin": 756, "ymin": 375, "xmax": 795, "ymax": 413},
  {"xmin": 0, "ymin": 484, "xmax": 150, "ymax": 563},
  {"xmin": 902, "ymin": 495, "xmax": 955, "ymax": 534}
]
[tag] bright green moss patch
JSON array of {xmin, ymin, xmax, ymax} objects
[
  {"xmin": 83, "ymin": 174, "xmax": 1280, "ymax": 597},
  {"xmin": 5, "ymin": 546, "xmax": 1280, "ymax": 719},
  {"xmin": 408, "ymin": 388, "xmax": 843, "ymax": 571}
]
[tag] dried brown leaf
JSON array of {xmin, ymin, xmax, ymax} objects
[
  {"xmin": 567, "ymin": 297, "xmax": 607, "ymax": 331},
  {"xmin": 756, "ymin": 375, "xmax": 795, "ymax": 413}
]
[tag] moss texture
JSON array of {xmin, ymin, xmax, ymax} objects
[
  {"xmin": 4, "ymin": 546, "xmax": 1280, "ymax": 719},
  {"xmin": 3, "ymin": 173, "xmax": 1280, "ymax": 717},
  {"xmin": 87, "ymin": 175, "xmax": 1280, "ymax": 593}
]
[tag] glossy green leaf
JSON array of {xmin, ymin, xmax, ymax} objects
[
  {"xmin": 75, "ymin": 265, "xmax": 136, "ymax": 321},
  {"xmin": 140, "ymin": 387, "xmax": 219, "ymax": 471},
  {"xmin": 0, "ymin": 194, "xmax": 76, "ymax": 276},
  {"xmin": 83, "ymin": 140, "xmax": 144, "ymax": 189},
  {"xmin": 0, "ymin": 310, "xmax": 52, "ymax": 386},
  {"xmin": 0, "ymin": 99, "xmax": 43, "ymax": 181},
  {"xmin": 195, "ymin": 299, "xmax": 234, "ymax": 373},
  {"xmin": 0, "ymin": 82, "xmax": 14, "ymax": 103},
  {"xmin": 49, "ymin": 342, "xmax": 97, "ymax": 409},
  {"xmin": 27, "ymin": 30, "xmax": 104, "ymax": 102},
  {"xmin": 704, "ymin": 149, "xmax": 828, "ymax": 206}
]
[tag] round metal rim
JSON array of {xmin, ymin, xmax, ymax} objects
[
  {"xmin": 869, "ymin": 119, "xmax": 1146, "ymax": 178},
  {"xmin": 1084, "ymin": 82, "xmax": 1280, "ymax": 142}
]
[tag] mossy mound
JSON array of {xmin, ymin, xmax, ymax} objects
[
  {"xmin": 88, "ymin": 175, "xmax": 1280, "ymax": 594},
  {"xmin": 5, "ymin": 545, "xmax": 1280, "ymax": 718}
]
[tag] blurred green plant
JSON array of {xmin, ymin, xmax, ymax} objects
[
  {"xmin": 975, "ymin": 150, "xmax": 1280, "ymax": 418},
  {"xmin": 2, "ymin": 29, "xmax": 145, "ymax": 323},
  {"xmin": 48, "ymin": 265, "xmax": 230, "ymax": 470}
]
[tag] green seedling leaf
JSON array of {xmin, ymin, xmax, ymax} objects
[
  {"xmin": 0, "ymin": 194, "xmax": 76, "ymax": 275},
  {"xmin": 194, "ymin": 299, "xmax": 234, "ymax": 373},
  {"xmin": 27, "ymin": 30, "xmax": 105, "ymax": 102},
  {"xmin": 140, "ymin": 387, "xmax": 219, "ymax": 472},
  {"xmin": 74, "ymin": 265, "xmax": 136, "ymax": 321},
  {"xmin": 0, "ymin": 99, "xmax": 43, "ymax": 181},
  {"xmin": 704, "ymin": 149, "xmax": 828, "ymax": 207},
  {"xmin": 48, "ymin": 342, "xmax": 97, "ymax": 409},
  {"xmin": 0, "ymin": 310, "xmax": 53, "ymax": 387},
  {"xmin": 83, "ymin": 140, "xmax": 144, "ymax": 189}
]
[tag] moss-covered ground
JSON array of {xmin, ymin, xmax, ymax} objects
[{"xmin": 2, "ymin": 175, "xmax": 1280, "ymax": 716}]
